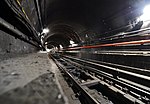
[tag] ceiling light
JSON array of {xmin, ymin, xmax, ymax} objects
[{"xmin": 140, "ymin": 4, "xmax": 150, "ymax": 21}]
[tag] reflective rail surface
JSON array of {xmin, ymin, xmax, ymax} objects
[{"xmin": 51, "ymin": 54, "xmax": 150, "ymax": 104}]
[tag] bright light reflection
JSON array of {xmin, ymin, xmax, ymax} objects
[
  {"xmin": 70, "ymin": 40, "xmax": 74, "ymax": 44},
  {"xmin": 42, "ymin": 28, "xmax": 49, "ymax": 34},
  {"xmin": 59, "ymin": 45, "xmax": 63, "ymax": 49},
  {"xmin": 72, "ymin": 44, "xmax": 78, "ymax": 47}
]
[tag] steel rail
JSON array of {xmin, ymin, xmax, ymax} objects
[
  {"xmin": 52, "ymin": 54, "xmax": 148, "ymax": 103},
  {"xmin": 51, "ymin": 55, "xmax": 100, "ymax": 104},
  {"xmin": 64, "ymin": 56, "xmax": 150, "ymax": 88},
  {"xmin": 62, "ymin": 56, "xmax": 150, "ymax": 102},
  {"xmin": 85, "ymin": 58, "xmax": 150, "ymax": 76}
]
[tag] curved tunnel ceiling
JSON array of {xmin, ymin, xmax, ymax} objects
[
  {"xmin": 44, "ymin": 24, "xmax": 81, "ymax": 45},
  {"xmin": 1, "ymin": 0, "xmax": 150, "ymax": 49},
  {"xmin": 39, "ymin": 0, "xmax": 148, "ymax": 48}
]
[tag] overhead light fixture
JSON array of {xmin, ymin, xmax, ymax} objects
[
  {"xmin": 139, "ymin": 4, "xmax": 150, "ymax": 21},
  {"xmin": 42, "ymin": 28, "xmax": 49, "ymax": 34}
]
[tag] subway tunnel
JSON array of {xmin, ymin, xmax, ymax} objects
[{"xmin": 0, "ymin": 0, "xmax": 150, "ymax": 104}]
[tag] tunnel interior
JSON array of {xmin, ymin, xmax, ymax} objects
[
  {"xmin": 41, "ymin": 0, "xmax": 147, "ymax": 48},
  {"xmin": 1, "ymin": 0, "xmax": 150, "ymax": 104},
  {"xmin": 1, "ymin": 0, "xmax": 149, "ymax": 50}
]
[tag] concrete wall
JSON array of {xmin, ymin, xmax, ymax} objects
[{"xmin": 0, "ymin": 30, "xmax": 37, "ymax": 55}]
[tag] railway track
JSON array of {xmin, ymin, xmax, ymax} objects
[{"xmin": 51, "ymin": 54, "xmax": 150, "ymax": 104}]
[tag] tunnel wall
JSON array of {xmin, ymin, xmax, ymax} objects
[
  {"xmin": 63, "ymin": 50, "xmax": 150, "ymax": 70},
  {"xmin": 0, "ymin": 30, "xmax": 37, "ymax": 55},
  {"xmin": 20, "ymin": 0, "xmax": 40, "ymax": 31}
]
